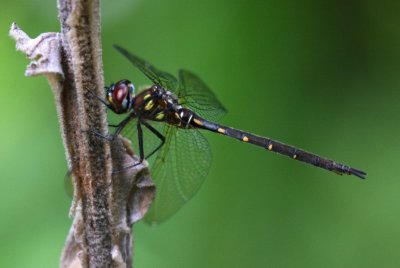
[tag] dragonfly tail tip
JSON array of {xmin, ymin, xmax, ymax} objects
[{"xmin": 350, "ymin": 168, "xmax": 367, "ymax": 179}]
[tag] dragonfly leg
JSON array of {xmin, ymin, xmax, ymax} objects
[
  {"xmin": 88, "ymin": 89, "xmax": 113, "ymax": 110},
  {"xmin": 112, "ymin": 120, "xmax": 165, "ymax": 174},
  {"xmin": 137, "ymin": 121, "xmax": 145, "ymax": 162},
  {"xmin": 91, "ymin": 128, "xmax": 114, "ymax": 141},
  {"xmin": 110, "ymin": 119, "xmax": 144, "ymax": 174},
  {"xmin": 110, "ymin": 121, "xmax": 145, "ymax": 173},
  {"xmin": 92, "ymin": 114, "xmax": 133, "ymax": 141},
  {"xmin": 141, "ymin": 120, "xmax": 166, "ymax": 159}
]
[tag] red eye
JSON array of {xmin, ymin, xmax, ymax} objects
[
  {"xmin": 113, "ymin": 82, "xmax": 128, "ymax": 103},
  {"xmin": 107, "ymin": 80, "xmax": 134, "ymax": 114}
]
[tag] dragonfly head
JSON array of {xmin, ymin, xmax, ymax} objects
[{"xmin": 106, "ymin": 79, "xmax": 135, "ymax": 114}]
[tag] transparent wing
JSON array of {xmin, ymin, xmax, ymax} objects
[
  {"xmin": 114, "ymin": 45, "xmax": 226, "ymax": 121},
  {"xmin": 114, "ymin": 45, "xmax": 178, "ymax": 92},
  {"xmin": 118, "ymin": 119, "xmax": 212, "ymax": 224},
  {"xmin": 144, "ymin": 127, "xmax": 212, "ymax": 224},
  {"xmin": 178, "ymin": 69, "xmax": 227, "ymax": 122}
]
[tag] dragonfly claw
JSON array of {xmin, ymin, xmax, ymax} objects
[{"xmin": 90, "ymin": 128, "xmax": 116, "ymax": 141}]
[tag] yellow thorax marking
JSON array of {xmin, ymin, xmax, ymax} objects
[
  {"xmin": 155, "ymin": 112, "xmax": 165, "ymax": 120},
  {"xmin": 144, "ymin": 100, "xmax": 154, "ymax": 110},
  {"xmin": 242, "ymin": 136, "xmax": 249, "ymax": 142}
]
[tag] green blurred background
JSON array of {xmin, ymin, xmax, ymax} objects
[{"xmin": 1, "ymin": 0, "xmax": 399, "ymax": 267}]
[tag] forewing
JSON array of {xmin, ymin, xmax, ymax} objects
[
  {"xmin": 178, "ymin": 69, "xmax": 227, "ymax": 121},
  {"xmin": 144, "ymin": 127, "xmax": 211, "ymax": 225},
  {"xmin": 114, "ymin": 45, "xmax": 178, "ymax": 91}
]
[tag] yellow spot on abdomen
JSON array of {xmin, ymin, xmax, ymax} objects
[
  {"xmin": 242, "ymin": 136, "xmax": 249, "ymax": 142},
  {"xmin": 144, "ymin": 100, "xmax": 154, "ymax": 110},
  {"xmin": 268, "ymin": 144, "xmax": 273, "ymax": 151},
  {"xmin": 143, "ymin": 93, "xmax": 152, "ymax": 100},
  {"xmin": 217, "ymin": 128, "xmax": 225, "ymax": 134},
  {"xmin": 193, "ymin": 118, "xmax": 203, "ymax": 126},
  {"xmin": 293, "ymin": 154, "xmax": 297, "ymax": 159}
]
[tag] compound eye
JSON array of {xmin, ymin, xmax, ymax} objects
[{"xmin": 112, "ymin": 81, "xmax": 129, "ymax": 105}]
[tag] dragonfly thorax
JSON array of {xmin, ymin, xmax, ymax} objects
[{"xmin": 124, "ymin": 84, "xmax": 196, "ymax": 129}]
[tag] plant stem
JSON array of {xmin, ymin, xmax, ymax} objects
[{"xmin": 10, "ymin": 0, "xmax": 155, "ymax": 267}]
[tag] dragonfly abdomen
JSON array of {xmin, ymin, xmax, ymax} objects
[{"xmin": 192, "ymin": 116, "xmax": 366, "ymax": 179}]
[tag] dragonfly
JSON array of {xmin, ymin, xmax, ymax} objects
[{"xmin": 103, "ymin": 45, "xmax": 366, "ymax": 224}]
